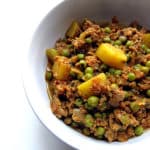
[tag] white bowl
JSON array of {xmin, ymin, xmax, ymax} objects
[{"xmin": 23, "ymin": 0, "xmax": 150, "ymax": 149}]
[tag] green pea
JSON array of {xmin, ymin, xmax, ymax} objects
[
  {"xmin": 94, "ymin": 112, "xmax": 102, "ymax": 118},
  {"xmin": 128, "ymin": 72, "xmax": 136, "ymax": 81},
  {"xmin": 134, "ymin": 126, "xmax": 144, "ymax": 136},
  {"xmin": 103, "ymin": 37, "xmax": 111, "ymax": 43},
  {"xmin": 85, "ymin": 37, "xmax": 92, "ymax": 44},
  {"xmin": 84, "ymin": 114, "xmax": 94, "ymax": 128},
  {"xmin": 84, "ymin": 73, "xmax": 93, "ymax": 80},
  {"xmin": 141, "ymin": 44, "xmax": 147, "ymax": 50},
  {"xmin": 134, "ymin": 64, "xmax": 142, "ymax": 70},
  {"xmin": 87, "ymin": 96, "xmax": 99, "ymax": 107},
  {"xmin": 45, "ymin": 71, "xmax": 52, "ymax": 80},
  {"xmin": 146, "ymin": 61, "xmax": 150, "ymax": 68},
  {"xmin": 120, "ymin": 115, "xmax": 130, "ymax": 125},
  {"xmin": 109, "ymin": 68, "xmax": 115, "ymax": 74},
  {"xmin": 119, "ymin": 35, "xmax": 127, "ymax": 43},
  {"xmin": 146, "ymin": 48, "xmax": 150, "ymax": 54},
  {"xmin": 75, "ymin": 98, "xmax": 83, "ymax": 107},
  {"xmin": 126, "ymin": 40, "xmax": 133, "ymax": 47},
  {"xmin": 62, "ymin": 49, "xmax": 70, "ymax": 57},
  {"xmin": 130, "ymin": 102, "xmax": 140, "ymax": 112},
  {"xmin": 114, "ymin": 69, "xmax": 122, "ymax": 75},
  {"xmin": 77, "ymin": 53, "xmax": 84, "ymax": 60},
  {"xmin": 140, "ymin": 66, "xmax": 149, "ymax": 74},
  {"xmin": 85, "ymin": 67, "xmax": 93, "ymax": 74},
  {"xmin": 95, "ymin": 127, "xmax": 105, "ymax": 138},
  {"xmin": 146, "ymin": 89, "xmax": 150, "ymax": 97},
  {"xmin": 79, "ymin": 60, "xmax": 87, "ymax": 68},
  {"xmin": 114, "ymin": 40, "xmax": 122, "ymax": 46},
  {"xmin": 104, "ymin": 27, "xmax": 111, "ymax": 33}
]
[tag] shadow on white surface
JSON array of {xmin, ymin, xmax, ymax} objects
[
  {"xmin": 23, "ymin": 88, "xmax": 75, "ymax": 150},
  {"xmin": 31, "ymin": 105, "xmax": 74, "ymax": 150}
]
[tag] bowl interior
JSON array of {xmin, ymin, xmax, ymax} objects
[{"xmin": 24, "ymin": 0, "xmax": 150, "ymax": 149}]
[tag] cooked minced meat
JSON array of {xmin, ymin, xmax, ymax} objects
[{"xmin": 45, "ymin": 17, "xmax": 150, "ymax": 142}]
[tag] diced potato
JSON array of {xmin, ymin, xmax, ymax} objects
[
  {"xmin": 46, "ymin": 48, "xmax": 58, "ymax": 62},
  {"xmin": 143, "ymin": 33, "xmax": 150, "ymax": 48},
  {"xmin": 96, "ymin": 43, "xmax": 127, "ymax": 69},
  {"xmin": 66, "ymin": 21, "xmax": 81, "ymax": 38},
  {"xmin": 77, "ymin": 73, "xmax": 107, "ymax": 97},
  {"xmin": 52, "ymin": 56, "xmax": 71, "ymax": 80}
]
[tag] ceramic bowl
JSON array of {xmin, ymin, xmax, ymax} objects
[{"xmin": 23, "ymin": 0, "xmax": 150, "ymax": 149}]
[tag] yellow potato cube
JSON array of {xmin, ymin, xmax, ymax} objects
[
  {"xmin": 77, "ymin": 73, "xmax": 106, "ymax": 98},
  {"xmin": 52, "ymin": 56, "xmax": 71, "ymax": 80},
  {"xmin": 96, "ymin": 43, "xmax": 127, "ymax": 69}
]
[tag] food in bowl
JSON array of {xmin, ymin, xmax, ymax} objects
[{"xmin": 45, "ymin": 17, "xmax": 150, "ymax": 142}]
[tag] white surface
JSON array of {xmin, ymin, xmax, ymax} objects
[{"xmin": 0, "ymin": 0, "xmax": 73, "ymax": 150}]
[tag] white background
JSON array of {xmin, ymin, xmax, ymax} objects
[{"xmin": 0, "ymin": 0, "xmax": 74, "ymax": 150}]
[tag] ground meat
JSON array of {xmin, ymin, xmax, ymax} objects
[
  {"xmin": 82, "ymin": 19, "xmax": 96, "ymax": 30},
  {"xmin": 138, "ymin": 79, "xmax": 150, "ymax": 90},
  {"xmin": 91, "ymin": 81, "xmax": 109, "ymax": 96},
  {"xmin": 53, "ymin": 80, "xmax": 67, "ymax": 95},
  {"xmin": 51, "ymin": 96, "xmax": 68, "ymax": 118},
  {"xmin": 46, "ymin": 17, "xmax": 150, "ymax": 142},
  {"xmin": 96, "ymin": 118, "xmax": 108, "ymax": 127},
  {"xmin": 72, "ymin": 108, "xmax": 85, "ymax": 123},
  {"xmin": 72, "ymin": 38, "xmax": 85, "ymax": 49},
  {"xmin": 136, "ymin": 54, "xmax": 150, "ymax": 64},
  {"xmin": 108, "ymin": 89, "xmax": 125, "ymax": 107},
  {"xmin": 105, "ymin": 129, "xmax": 117, "ymax": 142},
  {"xmin": 135, "ymin": 109, "xmax": 147, "ymax": 121},
  {"xmin": 85, "ymin": 55, "xmax": 101, "ymax": 69},
  {"xmin": 120, "ymin": 101, "xmax": 131, "ymax": 113},
  {"xmin": 55, "ymin": 40, "xmax": 68, "ymax": 52},
  {"xmin": 141, "ymin": 114, "xmax": 150, "ymax": 128},
  {"xmin": 127, "ymin": 127, "xmax": 135, "ymax": 138},
  {"xmin": 117, "ymin": 132, "xmax": 128, "ymax": 142},
  {"xmin": 134, "ymin": 69, "xmax": 144, "ymax": 79},
  {"xmin": 114, "ymin": 109, "xmax": 139, "ymax": 127},
  {"xmin": 122, "ymin": 27, "xmax": 137, "ymax": 37},
  {"xmin": 109, "ymin": 114, "xmax": 122, "ymax": 132}
]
